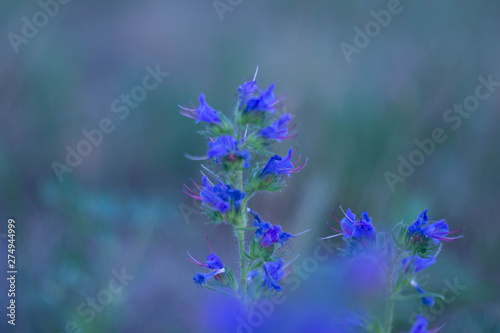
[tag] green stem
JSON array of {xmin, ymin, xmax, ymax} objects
[
  {"xmin": 235, "ymin": 171, "xmax": 248, "ymax": 305},
  {"xmin": 385, "ymin": 251, "xmax": 403, "ymax": 333},
  {"xmin": 385, "ymin": 263, "xmax": 395, "ymax": 333}
]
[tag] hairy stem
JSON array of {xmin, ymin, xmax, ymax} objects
[
  {"xmin": 385, "ymin": 250, "xmax": 403, "ymax": 333},
  {"xmin": 235, "ymin": 170, "xmax": 248, "ymax": 305}
]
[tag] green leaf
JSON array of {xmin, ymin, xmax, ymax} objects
[{"xmin": 202, "ymin": 285, "xmax": 234, "ymax": 297}]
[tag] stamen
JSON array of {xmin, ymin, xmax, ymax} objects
[{"xmin": 321, "ymin": 233, "xmax": 344, "ymax": 240}]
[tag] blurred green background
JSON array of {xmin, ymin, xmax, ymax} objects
[{"xmin": 1, "ymin": 0, "xmax": 499, "ymax": 332}]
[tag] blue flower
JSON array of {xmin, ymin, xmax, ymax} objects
[
  {"xmin": 207, "ymin": 135, "xmax": 251, "ymax": 169},
  {"xmin": 402, "ymin": 254, "xmax": 437, "ymax": 274},
  {"xmin": 188, "ymin": 239, "xmax": 226, "ymax": 286},
  {"xmin": 409, "ymin": 314, "xmax": 443, "ymax": 333},
  {"xmin": 262, "ymin": 260, "xmax": 285, "ymax": 292},
  {"xmin": 259, "ymin": 147, "xmax": 307, "ymax": 178},
  {"xmin": 409, "ymin": 314, "xmax": 429, "ymax": 333},
  {"xmin": 408, "ymin": 210, "xmax": 429, "ymax": 234},
  {"xmin": 193, "ymin": 268, "xmax": 225, "ymax": 285},
  {"xmin": 249, "ymin": 209, "xmax": 297, "ymax": 247},
  {"xmin": 322, "ymin": 209, "xmax": 375, "ymax": 241},
  {"xmin": 410, "ymin": 280, "xmax": 434, "ymax": 306},
  {"xmin": 259, "ymin": 114, "xmax": 297, "ymax": 142},
  {"xmin": 246, "ymin": 84, "xmax": 276, "ymax": 112},
  {"xmin": 408, "ymin": 210, "xmax": 462, "ymax": 244},
  {"xmin": 180, "ymin": 94, "xmax": 221, "ymax": 124},
  {"xmin": 238, "ymin": 80, "xmax": 259, "ymax": 105},
  {"xmin": 183, "ymin": 176, "xmax": 245, "ymax": 214}
]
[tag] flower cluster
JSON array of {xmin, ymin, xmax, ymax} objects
[
  {"xmin": 324, "ymin": 209, "xmax": 462, "ymax": 332},
  {"xmin": 181, "ymin": 71, "xmax": 307, "ymax": 305}
]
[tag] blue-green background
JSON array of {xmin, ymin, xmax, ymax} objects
[{"xmin": 1, "ymin": 0, "xmax": 499, "ymax": 332}]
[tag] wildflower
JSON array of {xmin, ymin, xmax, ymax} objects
[
  {"xmin": 402, "ymin": 254, "xmax": 437, "ymax": 274},
  {"xmin": 193, "ymin": 268, "xmax": 226, "ymax": 285},
  {"xmin": 188, "ymin": 238, "xmax": 226, "ymax": 285},
  {"xmin": 409, "ymin": 314, "xmax": 443, "ymax": 333},
  {"xmin": 259, "ymin": 114, "xmax": 297, "ymax": 142},
  {"xmin": 180, "ymin": 94, "xmax": 221, "ymax": 124},
  {"xmin": 246, "ymin": 84, "xmax": 276, "ymax": 112},
  {"xmin": 322, "ymin": 208, "xmax": 375, "ymax": 241},
  {"xmin": 238, "ymin": 80, "xmax": 259, "ymax": 105},
  {"xmin": 249, "ymin": 210, "xmax": 298, "ymax": 247},
  {"xmin": 259, "ymin": 147, "xmax": 307, "ymax": 177},
  {"xmin": 262, "ymin": 260, "xmax": 285, "ymax": 291},
  {"xmin": 410, "ymin": 280, "xmax": 434, "ymax": 306},
  {"xmin": 207, "ymin": 135, "xmax": 251, "ymax": 169},
  {"xmin": 408, "ymin": 210, "xmax": 462, "ymax": 244}
]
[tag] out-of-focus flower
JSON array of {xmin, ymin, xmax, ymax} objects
[
  {"xmin": 402, "ymin": 254, "xmax": 437, "ymax": 274},
  {"xmin": 409, "ymin": 314, "xmax": 443, "ymax": 333},
  {"xmin": 179, "ymin": 94, "xmax": 221, "ymax": 124},
  {"xmin": 259, "ymin": 147, "xmax": 307, "ymax": 177},
  {"xmin": 259, "ymin": 114, "xmax": 297, "ymax": 142},
  {"xmin": 410, "ymin": 280, "xmax": 434, "ymax": 306},
  {"xmin": 262, "ymin": 260, "xmax": 285, "ymax": 291},
  {"xmin": 207, "ymin": 135, "xmax": 251, "ymax": 169},
  {"xmin": 322, "ymin": 209, "xmax": 375, "ymax": 241},
  {"xmin": 246, "ymin": 84, "xmax": 276, "ymax": 112}
]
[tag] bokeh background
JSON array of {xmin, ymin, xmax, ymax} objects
[{"xmin": 1, "ymin": 0, "xmax": 500, "ymax": 332}]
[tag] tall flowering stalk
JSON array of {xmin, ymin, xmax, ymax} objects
[
  {"xmin": 323, "ymin": 209, "xmax": 462, "ymax": 332},
  {"xmin": 181, "ymin": 69, "xmax": 307, "ymax": 307}
]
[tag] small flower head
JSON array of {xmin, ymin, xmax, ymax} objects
[
  {"xmin": 207, "ymin": 135, "xmax": 251, "ymax": 169},
  {"xmin": 238, "ymin": 80, "xmax": 259, "ymax": 106},
  {"xmin": 408, "ymin": 210, "xmax": 463, "ymax": 245},
  {"xmin": 246, "ymin": 84, "xmax": 276, "ymax": 112},
  {"xmin": 188, "ymin": 238, "xmax": 226, "ymax": 286},
  {"xmin": 183, "ymin": 176, "xmax": 245, "ymax": 219},
  {"xmin": 180, "ymin": 94, "xmax": 221, "ymax": 124},
  {"xmin": 259, "ymin": 147, "xmax": 307, "ymax": 178},
  {"xmin": 249, "ymin": 210, "xmax": 297, "ymax": 248},
  {"xmin": 259, "ymin": 113, "xmax": 297, "ymax": 142}
]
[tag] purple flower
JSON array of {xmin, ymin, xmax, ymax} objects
[
  {"xmin": 249, "ymin": 209, "xmax": 297, "ymax": 247},
  {"xmin": 188, "ymin": 239, "xmax": 225, "ymax": 285},
  {"xmin": 408, "ymin": 210, "xmax": 462, "ymax": 244},
  {"xmin": 402, "ymin": 254, "xmax": 437, "ymax": 274},
  {"xmin": 207, "ymin": 135, "xmax": 251, "ymax": 169},
  {"xmin": 246, "ymin": 84, "xmax": 277, "ymax": 112},
  {"xmin": 193, "ymin": 268, "xmax": 225, "ymax": 285},
  {"xmin": 322, "ymin": 209, "xmax": 375, "ymax": 241},
  {"xmin": 180, "ymin": 94, "xmax": 221, "ymax": 124},
  {"xmin": 262, "ymin": 260, "xmax": 285, "ymax": 292},
  {"xmin": 183, "ymin": 176, "xmax": 245, "ymax": 214},
  {"xmin": 259, "ymin": 147, "xmax": 307, "ymax": 178},
  {"xmin": 259, "ymin": 114, "xmax": 297, "ymax": 142}
]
